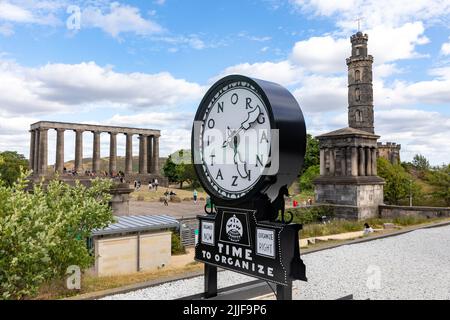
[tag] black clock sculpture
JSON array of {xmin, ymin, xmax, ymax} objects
[
  {"xmin": 192, "ymin": 75, "xmax": 307, "ymax": 300},
  {"xmin": 192, "ymin": 74, "xmax": 306, "ymax": 222}
]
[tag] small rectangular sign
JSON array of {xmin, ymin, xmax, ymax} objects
[
  {"xmin": 201, "ymin": 221, "xmax": 215, "ymax": 246},
  {"xmin": 256, "ymin": 228, "xmax": 275, "ymax": 258}
]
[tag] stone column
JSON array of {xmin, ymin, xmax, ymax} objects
[
  {"xmin": 125, "ymin": 133, "xmax": 133, "ymax": 175},
  {"xmin": 74, "ymin": 130, "xmax": 83, "ymax": 174},
  {"xmin": 152, "ymin": 135, "xmax": 160, "ymax": 174},
  {"xmin": 365, "ymin": 147, "xmax": 372, "ymax": 176},
  {"xmin": 147, "ymin": 135, "xmax": 153, "ymax": 173},
  {"xmin": 55, "ymin": 128, "xmax": 65, "ymax": 173},
  {"xmin": 358, "ymin": 146, "xmax": 365, "ymax": 176},
  {"xmin": 34, "ymin": 129, "xmax": 40, "ymax": 173},
  {"xmin": 138, "ymin": 134, "xmax": 148, "ymax": 174},
  {"xmin": 351, "ymin": 146, "xmax": 358, "ymax": 176},
  {"xmin": 340, "ymin": 147, "xmax": 346, "ymax": 176},
  {"xmin": 29, "ymin": 130, "xmax": 35, "ymax": 171},
  {"xmin": 371, "ymin": 147, "xmax": 377, "ymax": 176},
  {"xmin": 319, "ymin": 148, "xmax": 325, "ymax": 176},
  {"xmin": 109, "ymin": 132, "xmax": 117, "ymax": 175},
  {"xmin": 39, "ymin": 128, "xmax": 48, "ymax": 175},
  {"xmin": 329, "ymin": 149, "xmax": 335, "ymax": 176},
  {"xmin": 92, "ymin": 131, "xmax": 101, "ymax": 173}
]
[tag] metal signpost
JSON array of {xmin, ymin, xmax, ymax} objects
[{"xmin": 191, "ymin": 74, "xmax": 307, "ymax": 300}]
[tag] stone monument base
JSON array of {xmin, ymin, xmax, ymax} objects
[{"xmin": 314, "ymin": 176, "xmax": 384, "ymax": 220}]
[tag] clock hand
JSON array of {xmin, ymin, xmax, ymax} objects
[
  {"xmin": 233, "ymin": 139, "xmax": 250, "ymax": 179},
  {"xmin": 222, "ymin": 106, "xmax": 262, "ymax": 148}
]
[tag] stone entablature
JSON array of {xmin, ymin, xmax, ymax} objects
[{"xmin": 29, "ymin": 121, "xmax": 160, "ymax": 177}]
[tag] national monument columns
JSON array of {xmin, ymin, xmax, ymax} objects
[{"xmin": 28, "ymin": 121, "xmax": 162, "ymax": 179}]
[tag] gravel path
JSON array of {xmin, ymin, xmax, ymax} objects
[{"xmin": 102, "ymin": 224, "xmax": 450, "ymax": 300}]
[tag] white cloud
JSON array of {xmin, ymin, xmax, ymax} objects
[
  {"xmin": 0, "ymin": 59, "xmax": 205, "ymax": 116},
  {"xmin": 0, "ymin": 0, "xmax": 61, "ymax": 26},
  {"xmin": 213, "ymin": 60, "xmax": 303, "ymax": 87},
  {"xmin": 291, "ymin": 36, "xmax": 348, "ymax": 73},
  {"xmin": 293, "ymin": 75, "xmax": 347, "ymax": 113},
  {"xmin": 376, "ymin": 109, "xmax": 450, "ymax": 165},
  {"xmin": 441, "ymin": 37, "xmax": 450, "ymax": 55},
  {"xmin": 0, "ymin": 23, "xmax": 14, "ymax": 36},
  {"xmin": 292, "ymin": 0, "xmax": 450, "ymax": 30},
  {"xmin": 82, "ymin": 2, "xmax": 164, "ymax": 37}
]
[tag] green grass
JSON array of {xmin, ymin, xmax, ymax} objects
[{"xmin": 300, "ymin": 215, "xmax": 447, "ymax": 239}]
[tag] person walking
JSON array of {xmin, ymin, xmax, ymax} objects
[
  {"xmin": 154, "ymin": 178, "xmax": 159, "ymax": 191},
  {"xmin": 163, "ymin": 189, "xmax": 170, "ymax": 206},
  {"xmin": 193, "ymin": 189, "xmax": 198, "ymax": 204}
]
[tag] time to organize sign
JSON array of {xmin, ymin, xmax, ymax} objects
[{"xmin": 195, "ymin": 206, "xmax": 303, "ymax": 286}]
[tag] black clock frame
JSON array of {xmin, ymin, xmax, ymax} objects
[{"xmin": 191, "ymin": 74, "xmax": 306, "ymax": 214}]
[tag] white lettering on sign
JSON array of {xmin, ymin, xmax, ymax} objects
[
  {"xmin": 201, "ymin": 221, "xmax": 215, "ymax": 246},
  {"xmin": 256, "ymin": 228, "xmax": 275, "ymax": 258}
]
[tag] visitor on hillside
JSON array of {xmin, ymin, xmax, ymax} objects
[
  {"xmin": 154, "ymin": 178, "xmax": 159, "ymax": 191},
  {"xmin": 148, "ymin": 181, "xmax": 153, "ymax": 191},
  {"xmin": 134, "ymin": 180, "xmax": 138, "ymax": 189},
  {"xmin": 193, "ymin": 189, "xmax": 198, "ymax": 204},
  {"xmin": 163, "ymin": 189, "xmax": 170, "ymax": 206},
  {"xmin": 363, "ymin": 223, "xmax": 374, "ymax": 235}
]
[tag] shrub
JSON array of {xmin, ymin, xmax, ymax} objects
[
  {"xmin": 0, "ymin": 173, "xmax": 114, "ymax": 299},
  {"xmin": 299, "ymin": 164, "xmax": 320, "ymax": 191},
  {"xmin": 285, "ymin": 205, "xmax": 334, "ymax": 225},
  {"xmin": 171, "ymin": 232, "xmax": 186, "ymax": 255}
]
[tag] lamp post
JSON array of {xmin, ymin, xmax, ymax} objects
[{"xmin": 409, "ymin": 179, "xmax": 413, "ymax": 207}]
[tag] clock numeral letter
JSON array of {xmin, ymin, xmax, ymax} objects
[
  {"xmin": 207, "ymin": 136, "xmax": 211, "ymax": 146},
  {"xmin": 246, "ymin": 97, "xmax": 252, "ymax": 109},
  {"xmin": 208, "ymin": 118, "xmax": 215, "ymax": 129},
  {"xmin": 217, "ymin": 101, "xmax": 224, "ymax": 113},
  {"xmin": 256, "ymin": 155, "xmax": 264, "ymax": 167},
  {"xmin": 247, "ymin": 170, "xmax": 251, "ymax": 181},
  {"xmin": 210, "ymin": 154, "xmax": 215, "ymax": 166},
  {"xmin": 215, "ymin": 169, "xmax": 223, "ymax": 180},
  {"xmin": 231, "ymin": 93, "xmax": 238, "ymax": 105},
  {"xmin": 257, "ymin": 110, "xmax": 265, "ymax": 124},
  {"xmin": 231, "ymin": 176, "xmax": 238, "ymax": 186},
  {"xmin": 260, "ymin": 130, "xmax": 269, "ymax": 143}
]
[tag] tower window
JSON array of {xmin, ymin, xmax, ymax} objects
[
  {"xmin": 356, "ymin": 48, "xmax": 360, "ymax": 56},
  {"xmin": 355, "ymin": 88, "xmax": 361, "ymax": 102},
  {"xmin": 355, "ymin": 70, "xmax": 361, "ymax": 82},
  {"xmin": 356, "ymin": 110, "xmax": 363, "ymax": 122}
]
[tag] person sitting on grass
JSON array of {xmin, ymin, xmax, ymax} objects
[{"xmin": 363, "ymin": 223, "xmax": 374, "ymax": 235}]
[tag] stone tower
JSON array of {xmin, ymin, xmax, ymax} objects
[
  {"xmin": 347, "ymin": 32, "xmax": 374, "ymax": 133},
  {"xmin": 313, "ymin": 31, "xmax": 384, "ymax": 220}
]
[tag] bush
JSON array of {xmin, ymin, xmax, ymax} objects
[
  {"xmin": 171, "ymin": 232, "xmax": 186, "ymax": 255},
  {"xmin": 299, "ymin": 165, "xmax": 320, "ymax": 191},
  {"xmin": 0, "ymin": 173, "xmax": 114, "ymax": 299},
  {"xmin": 285, "ymin": 206, "xmax": 334, "ymax": 225}
]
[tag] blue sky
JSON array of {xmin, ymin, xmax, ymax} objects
[{"xmin": 0, "ymin": 0, "xmax": 449, "ymax": 165}]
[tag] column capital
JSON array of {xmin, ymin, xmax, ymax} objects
[{"xmin": 55, "ymin": 128, "xmax": 65, "ymax": 132}]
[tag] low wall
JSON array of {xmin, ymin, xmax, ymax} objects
[
  {"xmin": 379, "ymin": 205, "xmax": 450, "ymax": 219},
  {"xmin": 94, "ymin": 231, "xmax": 171, "ymax": 276}
]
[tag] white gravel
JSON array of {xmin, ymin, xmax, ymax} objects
[{"xmin": 102, "ymin": 224, "xmax": 450, "ymax": 300}]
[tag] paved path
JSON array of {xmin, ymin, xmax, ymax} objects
[
  {"xmin": 129, "ymin": 200, "xmax": 204, "ymax": 219},
  {"xmin": 102, "ymin": 224, "xmax": 450, "ymax": 300}
]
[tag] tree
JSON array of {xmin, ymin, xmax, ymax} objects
[
  {"xmin": 377, "ymin": 158, "xmax": 422, "ymax": 205},
  {"xmin": 0, "ymin": 173, "xmax": 114, "ymax": 299},
  {"xmin": 426, "ymin": 164, "xmax": 450, "ymax": 206},
  {"xmin": 0, "ymin": 151, "xmax": 29, "ymax": 186},
  {"xmin": 299, "ymin": 165, "xmax": 320, "ymax": 191},
  {"xmin": 412, "ymin": 154, "xmax": 430, "ymax": 172},
  {"xmin": 163, "ymin": 156, "xmax": 178, "ymax": 182},
  {"xmin": 302, "ymin": 134, "xmax": 319, "ymax": 174}
]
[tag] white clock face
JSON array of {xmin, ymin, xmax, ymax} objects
[{"xmin": 198, "ymin": 81, "xmax": 272, "ymax": 199}]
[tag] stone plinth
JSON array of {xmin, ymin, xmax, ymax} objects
[{"xmin": 109, "ymin": 183, "xmax": 134, "ymax": 216}]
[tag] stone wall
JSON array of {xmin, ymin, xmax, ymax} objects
[{"xmin": 379, "ymin": 205, "xmax": 450, "ymax": 219}]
